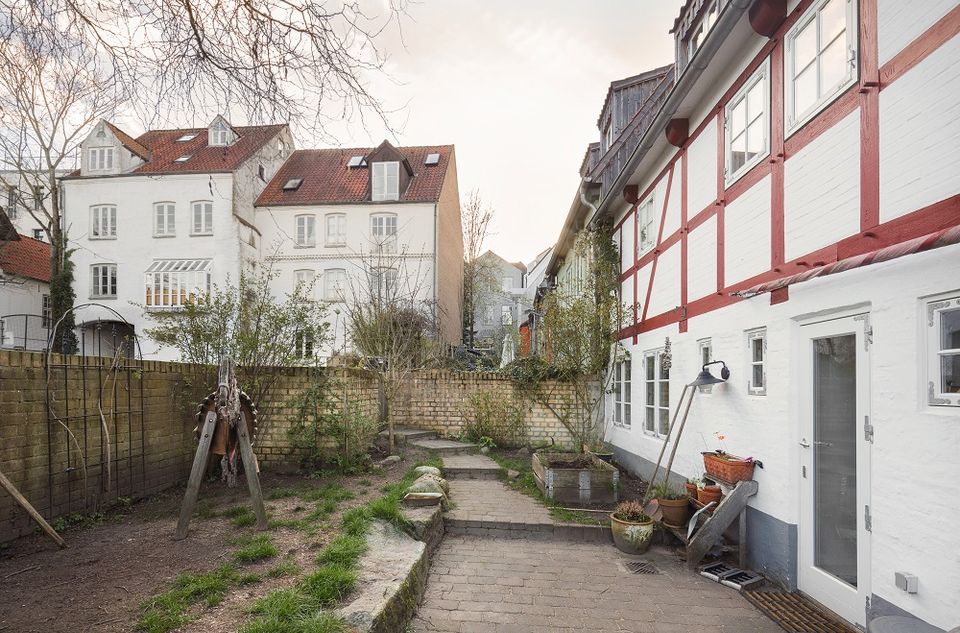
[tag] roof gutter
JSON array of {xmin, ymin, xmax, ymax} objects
[{"xmin": 590, "ymin": 0, "xmax": 753, "ymax": 225}]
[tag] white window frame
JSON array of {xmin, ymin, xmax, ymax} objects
[
  {"xmin": 90, "ymin": 205, "xmax": 117, "ymax": 239},
  {"xmin": 372, "ymin": 267, "xmax": 397, "ymax": 301},
  {"xmin": 41, "ymin": 294, "xmax": 51, "ymax": 328},
  {"xmin": 153, "ymin": 202, "xmax": 176, "ymax": 237},
  {"xmin": 323, "ymin": 268, "xmax": 346, "ymax": 302},
  {"xmin": 88, "ymin": 147, "xmax": 114, "ymax": 172},
  {"xmin": 294, "ymin": 328, "xmax": 315, "ymax": 360},
  {"xmin": 636, "ymin": 195, "xmax": 656, "ymax": 257},
  {"xmin": 697, "ymin": 338, "xmax": 714, "ymax": 394},
  {"xmin": 927, "ymin": 295, "xmax": 960, "ymax": 407},
  {"xmin": 91, "ymin": 264, "xmax": 117, "ymax": 299},
  {"xmin": 191, "ymin": 201, "xmax": 213, "ymax": 236},
  {"xmin": 784, "ymin": 0, "xmax": 859, "ymax": 136},
  {"xmin": 325, "ymin": 213, "xmax": 346, "ymax": 246},
  {"xmin": 370, "ymin": 213, "xmax": 398, "ymax": 253},
  {"xmin": 747, "ymin": 328, "xmax": 767, "ymax": 395},
  {"xmin": 725, "ymin": 59, "xmax": 771, "ymax": 186},
  {"xmin": 295, "ymin": 214, "xmax": 316, "ymax": 247},
  {"xmin": 371, "ymin": 161, "xmax": 400, "ymax": 202},
  {"xmin": 209, "ymin": 120, "xmax": 231, "ymax": 147},
  {"xmin": 501, "ymin": 305, "xmax": 513, "ymax": 325},
  {"xmin": 144, "ymin": 259, "xmax": 212, "ymax": 309},
  {"xmin": 293, "ymin": 269, "xmax": 315, "ymax": 301},
  {"xmin": 643, "ymin": 349, "xmax": 670, "ymax": 437},
  {"xmin": 687, "ymin": 1, "xmax": 718, "ymax": 61},
  {"xmin": 613, "ymin": 355, "xmax": 632, "ymax": 427}
]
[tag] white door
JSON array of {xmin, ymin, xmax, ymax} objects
[{"xmin": 798, "ymin": 314, "xmax": 871, "ymax": 627}]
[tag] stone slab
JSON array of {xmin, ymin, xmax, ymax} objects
[
  {"xmin": 409, "ymin": 439, "xmax": 477, "ymax": 455},
  {"xmin": 442, "ymin": 455, "xmax": 502, "ymax": 480}
]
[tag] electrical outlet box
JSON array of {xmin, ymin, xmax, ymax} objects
[{"xmin": 895, "ymin": 572, "xmax": 918, "ymax": 594}]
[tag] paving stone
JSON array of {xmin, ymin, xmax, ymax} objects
[{"xmin": 410, "ymin": 438, "xmax": 478, "ymax": 455}]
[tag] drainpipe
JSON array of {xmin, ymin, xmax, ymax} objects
[{"xmin": 432, "ymin": 201, "xmax": 438, "ymax": 333}]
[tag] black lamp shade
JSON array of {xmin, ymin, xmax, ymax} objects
[{"xmin": 688, "ymin": 361, "xmax": 730, "ymax": 387}]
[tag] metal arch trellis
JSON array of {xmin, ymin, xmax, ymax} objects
[{"xmin": 43, "ymin": 303, "xmax": 148, "ymax": 517}]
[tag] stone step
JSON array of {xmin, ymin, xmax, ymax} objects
[
  {"xmin": 408, "ymin": 438, "xmax": 477, "ymax": 456},
  {"xmin": 441, "ymin": 455, "xmax": 503, "ymax": 480},
  {"xmin": 378, "ymin": 428, "xmax": 437, "ymax": 447},
  {"xmin": 444, "ymin": 517, "xmax": 612, "ymax": 543}
]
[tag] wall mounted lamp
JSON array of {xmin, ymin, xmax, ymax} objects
[{"xmin": 689, "ymin": 360, "xmax": 731, "ymax": 387}]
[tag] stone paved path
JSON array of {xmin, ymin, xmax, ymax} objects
[
  {"xmin": 442, "ymin": 455, "xmax": 502, "ymax": 479},
  {"xmin": 411, "ymin": 534, "xmax": 782, "ymax": 633}
]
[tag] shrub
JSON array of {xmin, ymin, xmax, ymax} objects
[
  {"xmin": 612, "ymin": 500, "xmax": 650, "ymax": 523},
  {"xmin": 648, "ymin": 482, "xmax": 686, "ymax": 501},
  {"xmin": 460, "ymin": 389, "xmax": 527, "ymax": 448}
]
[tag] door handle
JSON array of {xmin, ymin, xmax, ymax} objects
[{"xmin": 799, "ymin": 438, "xmax": 810, "ymax": 448}]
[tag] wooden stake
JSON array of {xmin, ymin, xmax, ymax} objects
[
  {"xmin": 0, "ymin": 467, "xmax": 66, "ymax": 548},
  {"xmin": 173, "ymin": 410, "xmax": 217, "ymax": 540},
  {"xmin": 236, "ymin": 411, "xmax": 268, "ymax": 531}
]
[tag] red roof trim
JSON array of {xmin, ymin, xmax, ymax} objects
[{"xmin": 0, "ymin": 234, "xmax": 51, "ymax": 282}]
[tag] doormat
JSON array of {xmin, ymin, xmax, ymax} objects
[{"xmin": 743, "ymin": 591, "xmax": 857, "ymax": 633}]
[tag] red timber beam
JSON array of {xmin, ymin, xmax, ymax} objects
[
  {"xmin": 640, "ymin": 165, "xmax": 675, "ymax": 322},
  {"xmin": 859, "ymin": 0, "xmax": 880, "ymax": 232}
]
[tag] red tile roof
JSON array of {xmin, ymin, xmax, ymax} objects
[
  {"xmin": 0, "ymin": 234, "xmax": 51, "ymax": 283},
  {"xmin": 255, "ymin": 145, "xmax": 454, "ymax": 206},
  {"xmin": 105, "ymin": 121, "xmax": 151, "ymax": 160}
]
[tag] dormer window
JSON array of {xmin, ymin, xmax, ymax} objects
[
  {"xmin": 88, "ymin": 147, "xmax": 114, "ymax": 171},
  {"xmin": 688, "ymin": 1, "xmax": 719, "ymax": 61},
  {"xmin": 209, "ymin": 118, "xmax": 232, "ymax": 147},
  {"xmin": 371, "ymin": 161, "xmax": 400, "ymax": 201}
]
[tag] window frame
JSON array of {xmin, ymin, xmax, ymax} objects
[
  {"xmin": 41, "ymin": 294, "xmax": 51, "ymax": 328},
  {"xmin": 88, "ymin": 147, "xmax": 114, "ymax": 172},
  {"xmin": 501, "ymin": 305, "xmax": 513, "ymax": 326},
  {"xmin": 371, "ymin": 161, "xmax": 400, "ymax": 202},
  {"xmin": 725, "ymin": 58, "xmax": 771, "ymax": 186},
  {"xmin": 209, "ymin": 120, "xmax": 231, "ymax": 147},
  {"xmin": 190, "ymin": 200, "xmax": 214, "ymax": 236},
  {"xmin": 295, "ymin": 214, "xmax": 316, "ymax": 247},
  {"xmin": 613, "ymin": 355, "xmax": 632, "ymax": 427},
  {"xmin": 746, "ymin": 328, "xmax": 768, "ymax": 395},
  {"xmin": 323, "ymin": 268, "xmax": 347, "ymax": 302},
  {"xmin": 643, "ymin": 349, "xmax": 670, "ymax": 438},
  {"xmin": 293, "ymin": 269, "xmax": 316, "ymax": 301},
  {"xmin": 697, "ymin": 338, "xmax": 714, "ymax": 394},
  {"xmin": 325, "ymin": 213, "xmax": 346, "ymax": 246},
  {"xmin": 90, "ymin": 263, "xmax": 118, "ymax": 299},
  {"xmin": 927, "ymin": 295, "xmax": 960, "ymax": 407},
  {"xmin": 153, "ymin": 202, "xmax": 176, "ymax": 238},
  {"xmin": 90, "ymin": 204, "xmax": 117, "ymax": 240},
  {"xmin": 370, "ymin": 213, "xmax": 398, "ymax": 253},
  {"xmin": 294, "ymin": 328, "xmax": 315, "ymax": 360},
  {"xmin": 372, "ymin": 266, "xmax": 398, "ymax": 301},
  {"xmin": 784, "ymin": 0, "xmax": 859, "ymax": 136}
]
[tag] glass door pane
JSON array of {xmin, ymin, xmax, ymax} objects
[{"xmin": 813, "ymin": 334, "xmax": 858, "ymax": 586}]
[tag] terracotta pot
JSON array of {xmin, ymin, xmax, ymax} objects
[
  {"xmin": 609, "ymin": 513, "xmax": 654, "ymax": 555},
  {"xmin": 657, "ymin": 497, "xmax": 691, "ymax": 528},
  {"xmin": 698, "ymin": 485, "xmax": 722, "ymax": 505},
  {"xmin": 684, "ymin": 482, "xmax": 698, "ymax": 498}
]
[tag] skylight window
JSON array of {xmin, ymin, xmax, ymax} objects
[
  {"xmin": 424, "ymin": 153, "xmax": 440, "ymax": 165},
  {"xmin": 282, "ymin": 178, "xmax": 303, "ymax": 191},
  {"xmin": 173, "ymin": 154, "xmax": 192, "ymax": 163},
  {"xmin": 176, "ymin": 133, "xmax": 198, "ymax": 142},
  {"xmin": 347, "ymin": 155, "xmax": 366, "ymax": 168}
]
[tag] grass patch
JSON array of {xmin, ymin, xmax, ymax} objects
[
  {"xmin": 241, "ymin": 612, "xmax": 348, "ymax": 633},
  {"xmin": 267, "ymin": 487, "xmax": 302, "ymax": 500},
  {"xmin": 268, "ymin": 517, "xmax": 312, "ymax": 532},
  {"xmin": 489, "ymin": 451, "xmax": 603, "ymax": 525},
  {"xmin": 233, "ymin": 535, "xmax": 279, "ymax": 563},
  {"xmin": 299, "ymin": 564, "xmax": 358, "ymax": 606},
  {"xmin": 267, "ymin": 559, "xmax": 302, "ymax": 579},
  {"xmin": 300, "ymin": 484, "xmax": 354, "ymax": 503},
  {"xmin": 136, "ymin": 564, "xmax": 243, "ymax": 632},
  {"xmin": 223, "ymin": 506, "xmax": 258, "ymax": 528},
  {"xmin": 316, "ymin": 535, "xmax": 367, "ymax": 567}
]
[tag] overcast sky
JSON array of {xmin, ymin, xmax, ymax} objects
[{"xmin": 330, "ymin": 0, "xmax": 684, "ymax": 265}]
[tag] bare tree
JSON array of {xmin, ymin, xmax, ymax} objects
[
  {"xmin": 461, "ymin": 190, "xmax": 495, "ymax": 348},
  {"xmin": 0, "ymin": 0, "xmax": 407, "ymax": 137}
]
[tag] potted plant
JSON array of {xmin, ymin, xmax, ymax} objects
[
  {"xmin": 649, "ymin": 482, "xmax": 690, "ymax": 528},
  {"xmin": 697, "ymin": 483, "xmax": 722, "ymax": 506},
  {"xmin": 609, "ymin": 500, "xmax": 654, "ymax": 554},
  {"xmin": 685, "ymin": 478, "xmax": 701, "ymax": 499}
]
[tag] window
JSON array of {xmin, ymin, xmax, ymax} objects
[
  {"xmin": 614, "ymin": 356, "xmax": 632, "ymax": 426},
  {"xmin": 32, "ymin": 229, "xmax": 44, "ymax": 241},
  {"xmin": 688, "ymin": 1, "xmax": 718, "ymax": 60},
  {"xmin": 502, "ymin": 277, "xmax": 513, "ymax": 292},
  {"xmin": 209, "ymin": 119, "xmax": 231, "ymax": 146},
  {"xmin": 370, "ymin": 213, "xmax": 397, "ymax": 253},
  {"xmin": 371, "ymin": 161, "xmax": 400, "ymax": 201},
  {"xmin": 144, "ymin": 259, "xmax": 212, "ymax": 308},
  {"xmin": 726, "ymin": 60, "xmax": 770, "ymax": 184},
  {"xmin": 785, "ymin": 0, "xmax": 858, "ymax": 133},
  {"xmin": 90, "ymin": 205, "xmax": 117, "ymax": 239},
  {"xmin": 501, "ymin": 305, "xmax": 513, "ymax": 325},
  {"xmin": 91, "ymin": 264, "xmax": 117, "ymax": 298},
  {"xmin": 258, "ymin": 164, "xmax": 266, "ymax": 181},
  {"xmin": 644, "ymin": 350, "xmax": 670, "ymax": 437},
  {"xmin": 325, "ymin": 213, "xmax": 346, "ymax": 246},
  {"xmin": 173, "ymin": 155, "xmax": 192, "ymax": 163},
  {"xmin": 88, "ymin": 147, "xmax": 114, "ymax": 171},
  {"xmin": 32, "ymin": 186, "xmax": 42, "ymax": 211},
  {"xmin": 636, "ymin": 196, "xmax": 656, "ymax": 256},
  {"xmin": 293, "ymin": 269, "xmax": 315, "ymax": 300},
  {"xmin": 154, "ymin": 202, "xmax": 175, "ymax": 237},
  {"xmin": 747, "ymin": 328, "xmax": 767, "ymax": 395},
  {"xmin": 295, "ymin": 214, "xmax": 316, "ymax": 247},
  {"xmin": 698, "ymin": 338, "xmax": 714, "ymax": 393},
  {"xmin": 41, "ymin": 294, "xmax": 51, "ymax": 328},
  {"xmin": 6, "ymin": 185, "xmax": 15, "ymax": 210},
  {"xmin": 324, "ymin": 268, "xmax": 346, "ymax": 302},
  {"xmin": 484, "ymin": 305, "xmax": 495, "ymax": 325},
  {"xmin": 372, "ymin": 267, "xmax": 397, "ymax": 301},
  {"xmin": 928, "ymin": 297, "xmax": 960, "ymax": 406},
  {"xmin": 191, "ymin": 201, "xmax": 213, "ymax": 235},
  {"xmin": 603, "ymin": 118, "xmax": 613, "ymax": 153},
  {"xmin": 294, "ymin": 329, "xmax": 315, "ymax": 359}
]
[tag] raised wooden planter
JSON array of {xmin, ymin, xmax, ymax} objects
[{"xmin": 532, "ymin": 451, "xmax": 619, "ymax": 504}]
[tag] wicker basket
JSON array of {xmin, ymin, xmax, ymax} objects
[{"xmin": 702, "ymin": 452, "xmax": 755, "ymax": 483}]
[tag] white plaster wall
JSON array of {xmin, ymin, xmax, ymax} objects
[
  {"xmin": 784, "ymin": 110, "xmax": 861, "ymax": 261},
  {"xmin": 686, "ymin": 117, "xmax": 718, "ymax": 218},
  {"xmin": 687, "ymin": 215, "xmax": 718, "ymax": 301},
  {"xmin": 877, "ymin": 0, "xmax": 956, "ymax": 65},
  {"xmin": 0, "ymin": 278, "xmax": 48, "ymax": 349},
  {"xmin": 635, "ymin": 262, "xmax": 652, "ymax": 317},
  {"xmin": 661, "ymin": 168, "xmax": 682, "ymax": 238},
  {"xmin": 608, "ymin": 245, "xmax": 960, "ymax": 628},
  {"xmin": 63, "ymin": 173, "xmax": 240, "ymax": 360},
  {"xmin": 621, "ymin": 276, "xmax": 635, "ymax": 320},
  {"xmin": 618, "ymin": 213, "xmax": 634, "ymax": 273},
  {"xmin": 880, "ymin": 33, "xmax": 960, "ymax": 223},
  {"xmin": 646, "ymin": 244, "xmax": 681, "ymax": 317},
  {"xmin": 724, "ymin": 174, "xmax": 771, "ymax": 285}
]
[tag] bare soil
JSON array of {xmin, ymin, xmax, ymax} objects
[{"xmin": 0, "ymin": 458, "xmax": 415, "ymax": 633}]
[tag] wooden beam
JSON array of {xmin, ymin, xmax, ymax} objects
[
  {"xmin": 236, "ymin": 411, "xmax": 268, "ymax": 531},
  {"xmin": 0, "ymin": 467, "xmax": 66, "ymax": 548},
  {"xmin": 174, "ymin": 411, "xmax": 217, "ymax": 541},
  {"xmin": 687, "ymin": 480, "xmax": 758, "ymax": 570},
  {"xmin": 749, "ymin": 0, "xmax": 788, "ymax": 37}
]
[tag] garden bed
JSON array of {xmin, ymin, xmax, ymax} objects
[{"xmin": 532, "ymin": 451, "xmax": 620, "ymax": 505}]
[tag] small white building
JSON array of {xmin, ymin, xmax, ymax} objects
[
  {"xmin": 254, "ymin": 141, "xmax": 463, "ymax": 357},
  {"xmin": 0, "ymin": 212, "xmax": 52, "ymax": 350},
  {"xmin": 548, "ymin": 0, "xmax": 960, "ymax": 630},
  {"xmin": 62, "ymin": 117, "xmax": 293, "ymax": 359}
]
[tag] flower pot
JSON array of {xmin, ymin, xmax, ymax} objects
[
  {"xmin": 610, "ymin": 513, "xmax": 654, "ymax": 555},
  {"xmin": 702, "ymin": 451, "xmax": 756, "ymax": 483},
  {"xmin": 657, "ymin": 497, "xmax": 691, "ymax": 528},
  {"xmin": 697, "ymin": 485, "xmax": 722, "ymax": 505},
  {"xmin": 684, "ymin": 482, "xmax": 698, "ymax": 498}
]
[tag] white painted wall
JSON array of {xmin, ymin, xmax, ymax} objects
[
  {"xmin": 877, "ymin": 0, "xmax": 956, "ymax": 65},
  {"xmin": 724, "ymin": 174, "xmax": 771, "ymax": 285},
  {"xmin": 686, "ymin": 117, "xmax": 718, "ymax": 218},
  {"xmin": 0, "ymin": 277, "xmax": 48, "ymax": 349},
  {"xmin": 646, "ymin": 245, "xmax": 680, "ymax": 317},
  {"xmin": 687, "ymin": 215, "xmax": 717, "ymax": 301}
]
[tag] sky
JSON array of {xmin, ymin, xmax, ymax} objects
[{"xmin": 327, "ymin": 0, "xmax": 685, "ymax": 265}]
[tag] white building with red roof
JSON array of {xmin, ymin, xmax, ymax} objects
[
  {"xmin": 0, "ymin": 209, "xmax": 52, "ymax": 350},
  {"xmin": 62, "ymin": 116, "xmax": 294, "ymax": 358}
]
